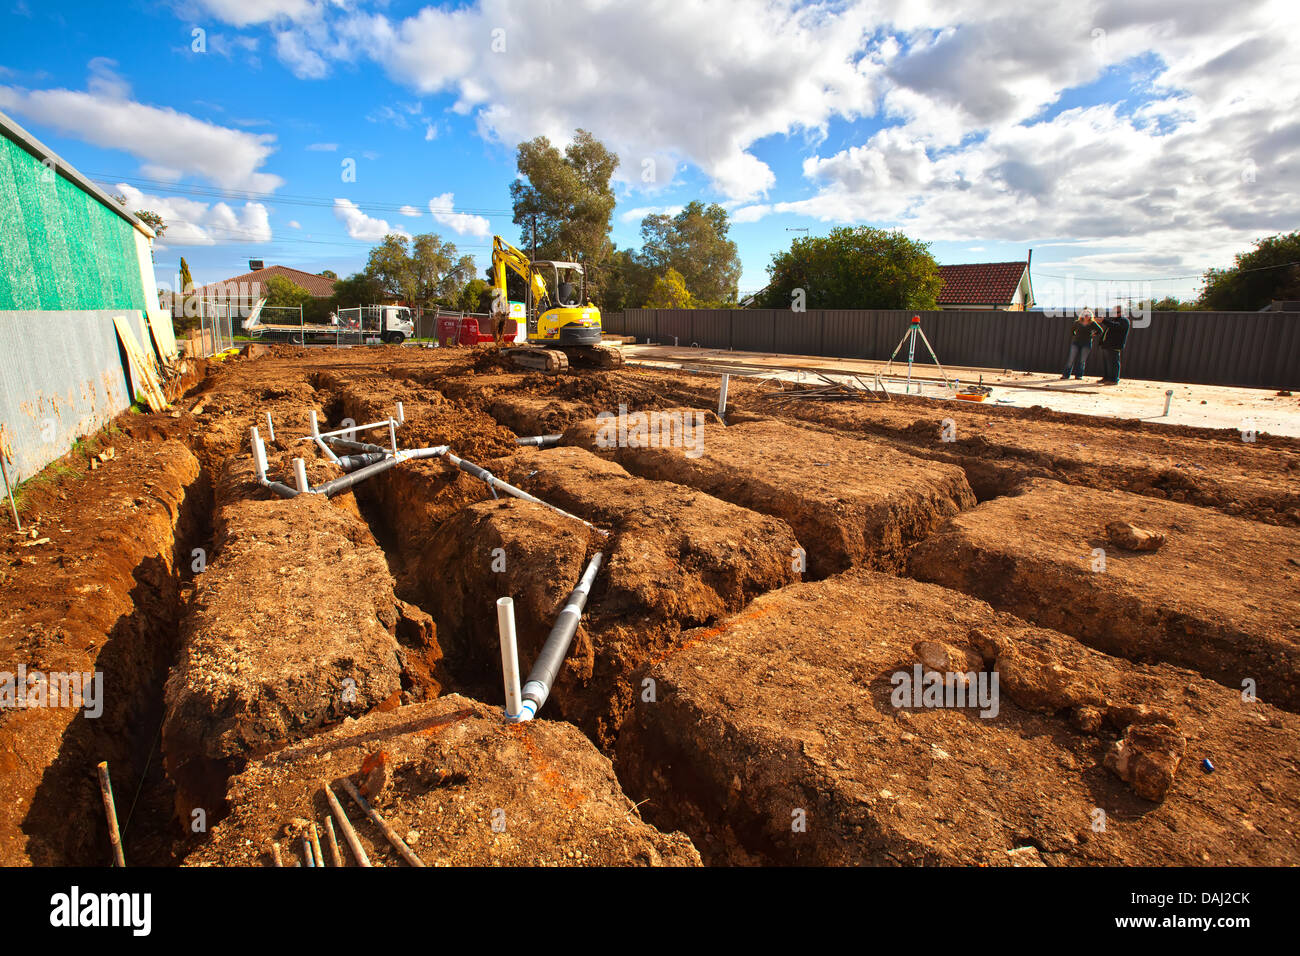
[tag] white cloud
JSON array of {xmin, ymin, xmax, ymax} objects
[
  {"xmin": 287, "ymin": 220, "xmax": 302, "ymax": 229},
  {"xmin": 427, "ymin": 193, "xmax": 490, "ymax": 237},
  {"xmin": 116, "ymin": 183, "xmax": 272, "ymax": 246},
  {"xmin": 306, "ymin": 142, "xmax": 338, "ymax": 151},
  {"xmin": 618, "ymin": 204, "xmax": 683, "ymax": 224},
  {"xmin": 192, "ymin": 0, "xmax": 314, "ymax": 28},
  {"xmin": 266, "ymin": 0, "xmax": 883, "ymax": 201},
  {"xmin": 399, "ymin": 205, "xmax": 422, "ymax": 217},
  {"xmin": 333, "ymin": 198, "xmax": 410, "ymax": 240},
  {"xmin": 0, "ymin": 61, "xmax": 283, "ymax": 192}
]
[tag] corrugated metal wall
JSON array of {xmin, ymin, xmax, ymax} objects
[
  {"xmin": 607, "ymin": 309, "xmax": 1300, "ymax": 389},
  {"xmin": 0, "ymin": 309, "xmax": 139, "ymax": 483}
]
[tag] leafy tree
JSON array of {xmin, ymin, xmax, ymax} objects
[
  {"xmin": 644, "ymin": 268, "xmax": 694, "ymax": 308},
  {"xmin": 758, "ymin": 226, "xmax": 941, "ymax": 310},
  {"xmin": 264, "ymin": 274, "xmax": 313, "ymax": 308},
  {"xmin": 113, "ymin": 194, "xmax": 166, "ymax": 237},
  {"xmin": 510, "ymin": 129, "xmax": 619, "ymax": 301},
  {"xmin": 364, "ymin": 233, "xmax": 474, "ymax": 309},
  {"xmin": 599, "ymin": 246, "xmax": 655, "ymax": 312},
  {"xmin": 329, "ymin": 272, "xmax": 387, "ymax": 309},
  {"xmin": 1198, "ymin": 232, "xmax": 1300, "ymax": 310},
  {"xmin": 639, "ymin": 201, "xmax": 741, "ymax": 306},
  {"xmin": 319, "ymin": 269, "xmax": 338, "ymax": 279},
  {"xmin": 1136, "ymin": 296, "xmax": 1199, "ymax": 312},
  {"xmin": 455, "ymin": 277, "xmax": 491, "ymax": 313}
]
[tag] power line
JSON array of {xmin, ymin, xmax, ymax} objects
[{"xmin": 90, "ymin": 171, "xmax": 516, "ymax": 217}]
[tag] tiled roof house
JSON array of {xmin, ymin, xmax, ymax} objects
[{"xmin": 937, "ymin": 254, "xmax": 1034, "ymax": 310}]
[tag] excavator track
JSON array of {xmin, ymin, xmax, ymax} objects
[
  {"xmin": 563, "ymin": 342, "xmax": 625, "ymax": 369},
  {"xmin": 507, "ymin": 346, "xmax": 569, "ymax": 373}
]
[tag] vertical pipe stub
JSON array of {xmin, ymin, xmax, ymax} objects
[
  {"xmin": 293, "ymin": 458, "xmax": 310, "ymax": 493},
  {"xmin": 396, "ymin": 401, "xmax": 405, "ymax": 424},
  {"xmin": 1163, "ymin": 389, "xmax": 1174, "ymax": 417},
  {"xmin": 265, "ymin": 411, "xmax": 276, "ymax": 444},
  {"xmin": 718, "ymin": 372, "xmax": 730, "ymax": 419},
  {"xmin": 250, "ymin": 426, "xmax": 268, "ymax": 481},
  {"xmin": 496, "ymin": 597, "xmax": 524, "ymax": 721}
]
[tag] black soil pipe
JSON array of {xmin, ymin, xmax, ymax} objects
[{"xmin": 519, "ymin": 551, "xmax": 604, "ymax": 718}]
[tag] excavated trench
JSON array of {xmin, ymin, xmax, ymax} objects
[{"xmin": 22, "ymin": 353, "xmax": 1293, "ymax": 868}]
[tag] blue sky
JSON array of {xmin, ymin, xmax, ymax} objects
[{"xmin": 2, "ymin": 0, "xmax": 1296, "ymax": 309}]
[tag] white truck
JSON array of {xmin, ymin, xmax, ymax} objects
[
  {"xmin": 335, "ymin": 305, "xmax": 416, "ymax": 344},
  {"xmin": 243, "ymin": 299, "xmax": 415, "ymax": 345}
]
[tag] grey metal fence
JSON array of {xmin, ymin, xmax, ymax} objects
[
  {"xmin": 0, "ymin": 309, "xmax": 140, "ymax": 484},
  {"xmin": 605, "ymin": 309, "xmax": 1300, "ymax": 390}
]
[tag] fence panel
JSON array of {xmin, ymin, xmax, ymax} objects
[
  {"xmin": 0, "ymin": 309, "xmax": 136, "ymax": 483},
  {"xmin": 615, "ymin": 307, "xmax": 1298, "ymax": 389}
]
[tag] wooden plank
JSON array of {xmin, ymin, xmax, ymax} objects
[{"xmin": 114, "ymin": 315, "xmax": 168, "ymax": 412}]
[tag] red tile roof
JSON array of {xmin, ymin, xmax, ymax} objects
[
  {"xmin": 199, "ymin": 265, "xmax": 337, "ymax": 299},
  {"xmin": 937, "ymin": 261, "xmax": 1029, "ymax": 306}
]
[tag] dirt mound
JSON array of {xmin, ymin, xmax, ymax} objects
[
  {"xmin": 909, "ymin": 478, "xmax": 1300, "ymax": 710},
  {"xmin": 490, "ymin": 395, "xmax": 591, "ymax": 436},
  {"xmin": 762, "ymin": 394, "xmax": 1300, "ymax": 524},
  {"xmin": 185, "ymin": 693, "xmax": 700, "ymax": 866},
  {"xmin": 330, "ymin": 375, "xmax": 519, "ymax": 462},
  {"xmin": 565, "ymin": 413, "xmax": 975, "ymax": 577},
  {"xmin": 615, "ymin": 568, "xmax": 1300, "ymax": 866},
  {"xmin": 162, "ymin": 459, "xmax": 442, "ymax": 822}
]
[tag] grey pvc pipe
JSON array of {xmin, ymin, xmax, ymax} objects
[
  {"xmin": 324, "ymin": 436, "xmax": 388, "ymax": 455},
  {"xmin": 516, "ymin": 434, "xmax": 563, "ymax": 448},
  {"xmin": 518, "ymin": 551, "xmax": 604, "ymax": 719},
  {"xmin": 443, "ymin": 452, "xmax": 602, "ymax": 532},
  {"xmin": 335, "ymin": 452, "xmax": 388, "ymax": 470}
]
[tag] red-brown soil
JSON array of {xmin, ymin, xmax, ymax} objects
[
  {"xmin": 162, "ymin": 455, "xmax": 441, "ymax": 822},
  {"xmin": 185, "ymin": 693, "xmax": 699, "ymax": 867},
  {"xmin": 616, "ymin": 568, "xmax": 1300, "ymax": 866},
  {"xmin": 909, "ymin": 478, "xmax": 1300, "ymax": 710},
  {"xmin": 3, "ymin": 345, "xmax": 1297, "ymax": 868},
  {"xmin": 565, "ymin": 414, "xmax": 975, "ymax": 577},
  {"xmin": 0, "ymin": 435, "xmax": 208, "ymax": 865}
]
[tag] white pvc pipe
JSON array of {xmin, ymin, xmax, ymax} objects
[
  {"xmin": 1163, "ymin": 389, "xmax": 1173, "ymax": 416},
  {"xmin": 396, "ymin": 402, "xmax": 405, "ymax": 424},
  {"xmin": 497, "ymin": 597, "xmax": 524, "ymax": 720},
  {"xmin": 265, "ymin": 411, "xmax": 276, "ymax": 443},
  {"xmin": 293, "ymin": 458, "xmax": 310, "ymax": 493},
  {"xmin": 718, "ymin": 372, "xmax": 730, "ymax": 418},
  {"xmin": 310, "ymin": 410, "xmax": 342, "ymax": 466},
  {"xmin": 250, "ymin": 426, "xmax": 269, "ymax": 481}
]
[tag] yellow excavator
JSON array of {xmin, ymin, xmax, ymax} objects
[{"xmin": 490, "ymin": 235, "xmax": 623, "ymax": 372}]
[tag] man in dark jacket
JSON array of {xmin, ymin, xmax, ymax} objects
[
  {"xmin": 1062, "ymin": 310, "xmax": 1096, "ymax": 379},
  {"xmin": 1096, "ymin": 306, "xmax": 1130, "ymax": 384}
]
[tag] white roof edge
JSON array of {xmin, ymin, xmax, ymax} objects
[{"xmin": 0, "ymin": 107, "xmax": 155, "ymax": 239}]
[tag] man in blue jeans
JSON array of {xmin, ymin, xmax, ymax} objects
[
  {"xmin": 1061, "ymin": 309, "xmax": 1096, "ymax": 379},
  {"xmin": 1096, "ymin": 306, "xmax": 1130, "ymax": 384}
]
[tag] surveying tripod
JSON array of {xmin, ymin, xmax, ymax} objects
[{"xmin": 883, "ymin": 315, "xmax": 953, "ymax": 394}]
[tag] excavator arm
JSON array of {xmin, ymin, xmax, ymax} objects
[{"xmin": 492, "ymin": 235, "xmax": 549, "ymax": 313}]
